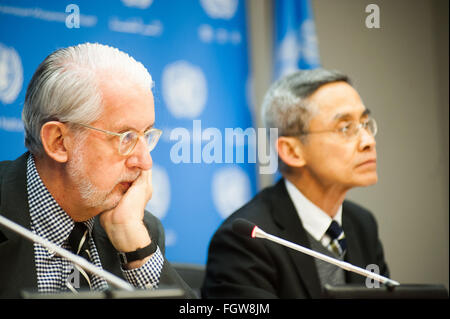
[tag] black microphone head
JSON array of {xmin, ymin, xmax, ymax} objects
[{"xmin": 232, "ymin": 218, "xmax": 257, "ymax": 238}]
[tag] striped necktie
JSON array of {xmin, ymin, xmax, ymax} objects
[
  {"xmin": 67, "ymin": 222, "xmax": 92, "ymax": 290},
  {"xmin": 326, "ymin": 220, "xmax": 347, "ymax": 257}
]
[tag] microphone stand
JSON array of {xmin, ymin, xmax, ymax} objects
[
  {"xmin": 0, "ymin": 214, "xmax": 134, "ymax": 291},
  {"xmin": 253, "ymin": 226, "xmax": 400, "ymax": 287}
]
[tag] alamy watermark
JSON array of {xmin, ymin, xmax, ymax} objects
[
  {"xmin": 65, "ymin": 4, "xmax": 80, "ymax": 29},
  {"xmin": 168, "ymin": 120, "xmax": 278, "ymax": 175},
  {"xmin": 365, "ymin": 4, "xmax": 380, "ymax": 29},
  {"xmin": 365, "ymin": 263, "xmax": 381, "ymax": 288},
  {"xmin": 67, "ymin": 267, "xmax": 81, "ymax": 289}
]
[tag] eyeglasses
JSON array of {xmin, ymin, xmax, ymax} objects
[
  {"xmin": 300, "ymin": 117, "xmax": 377, "ymax": 139},
  {"xmin": 75, "ymin": 123, "xmax": 162, "ymax": 156}
]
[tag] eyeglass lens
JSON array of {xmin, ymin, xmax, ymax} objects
[{"xmin": 119, "ymin": 130, "xmax": 161, "ymax": 155}]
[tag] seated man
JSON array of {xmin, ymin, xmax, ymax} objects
[
  {"xmin": 0, "ymin": 43, "xmax": 194, "ymax": 298},
  {"xmin": 202, "ymin": 68, "xmax": 390, "ymax": 298}
]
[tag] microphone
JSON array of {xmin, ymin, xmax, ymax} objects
[
  {"xmin": 0, "ymin": 214, "xmax": 134, "ymax": 291},
  {"xmin": 232, "ymin": 218, "xmax": 258, "ymax": 238},
  {"xmin": 232, "ymin": 218, "xmax": 400, "ymax": 287}
]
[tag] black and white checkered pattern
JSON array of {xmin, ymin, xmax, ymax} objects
[
  {"xmin": 27, "ymin": 154, "xmax": 164, "ymax": 292},
  {"xmin": 122, "ymin": 246, "xmax": 164, "ymax": 289}
]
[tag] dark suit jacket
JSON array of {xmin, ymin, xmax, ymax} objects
[
  {"xmin": 202, "ymin": 179, "xmax": 389, "ymax": 299},
  {"xmin": 0, "ymin": 153, "xmax": 195, "ymax": 298}
]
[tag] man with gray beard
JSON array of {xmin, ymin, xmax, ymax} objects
[{"xmin": 0, "ymin": 43, "xmax": 194, "ymax": 298}]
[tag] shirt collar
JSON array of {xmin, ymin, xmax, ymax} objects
[
  {"xmin": 27, "ymin": 154, "xmax": 94, "ymax": 257},
  {"xmin": 284, "ymin": 179, "xmax": 342, "ymax": 242}
]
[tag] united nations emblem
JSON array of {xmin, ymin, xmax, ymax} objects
[
  {"xmin": 162, "ymin": 60, "xmax": 207, "ymax": 119},
  {"xmin": 0, "ymin": 43, "xmax": 23, "ymax": 104}
]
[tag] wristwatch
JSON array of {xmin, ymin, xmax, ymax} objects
[{"xmin": 118, "ymin": 241, "xmax": 157, "ymax": 265}]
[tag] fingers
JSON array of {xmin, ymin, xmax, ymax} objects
[{"xmin": 136, "ymin": 169, "xmax": 153, "ymax": 201}]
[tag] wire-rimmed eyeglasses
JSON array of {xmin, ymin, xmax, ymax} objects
[
  {"xmin": 300, "ymin": 117, "xmax": 377, "ymax": 139},
  {"xmin": 75, "ymin": 123, "xmax": 162, "ymax": 156}
]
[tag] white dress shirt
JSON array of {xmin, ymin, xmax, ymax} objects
[{"xmin": 284, "ymin": 179, "xmax": 343, "ymax": 252}]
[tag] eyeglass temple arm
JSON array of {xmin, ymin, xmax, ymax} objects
[{"xmin": 77, "ymin": 123, "xmax": 123, "ymax": 137}]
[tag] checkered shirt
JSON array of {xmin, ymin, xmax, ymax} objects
[{"xmin": 27, "ymin": 154, "xmax": 164, "ymax": 293}]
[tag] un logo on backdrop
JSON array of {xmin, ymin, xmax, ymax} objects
[
  {"xmin": 162, "ymin": 60, "xmax": 207, "ymax": 119},
  {"xmin": 212, "ymin": 166, "xmax": 251, "ymax": 219},
  {"xmin": 277, "ymin": 32, "xmax": 300, "ymax": 78},
  {"xmin": 200, "ymin": 0, "xmax": 238, "ymax": 19},
  {"xmin": 299, "ymin": 19, "xmax": 320, "ymax": 67},
  {"xmin": 276, "ymin": 19, "xmax": 320, "ymax": 78},
  {"xmin": 0, "ymin": 43, "xmax": 23, "ymax": 104},
  {"xmin": 145, "ymin": 165, "xmax": 171, "ymax": 220},
  {"xmin": 121, "ymin": 0, "xmax": 153, "ymax": 9}
]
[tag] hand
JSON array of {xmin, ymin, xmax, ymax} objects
[{"xmin": 100, "ymin": 169, "xmax": 153, "ymax": 268}]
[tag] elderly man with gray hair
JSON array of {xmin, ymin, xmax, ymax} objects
[
  {"xmin": 202, "ymin": 68, "xmax": 390, "ymax": 299},
  {"xmin": 0, "ymin": 43, "xmax": 194, "ymax": 298}
]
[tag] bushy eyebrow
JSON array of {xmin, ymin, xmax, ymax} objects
[
  {"xmin": 362, "ymin": 109, "xmax": 371, "ymax": 117},
  {"xmin": 333, "ymin": 109, "xmax": 371, "ymax": 121}
]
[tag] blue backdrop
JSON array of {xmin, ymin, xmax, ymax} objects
[
  {"xmin": 0, "ymin": 0, "xmax": 257, "ymax": 264},
  {"xmin": 273, "ymin": 0, "xmax": 320, "ymax": 79}
]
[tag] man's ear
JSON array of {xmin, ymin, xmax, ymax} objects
[
  {"xmin": 40, "ymin": 121, "xmax": 70, "ymax": 163},
  {"xmin": 276, "ymin": 136, "xmax": 306, "ymax": 168}
]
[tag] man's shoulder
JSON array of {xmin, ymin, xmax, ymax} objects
[
  {"xmin": 143, "ymin": 210, "xmax": 163, "ymax": 231},
  {"xmin": 0, "ymin": 153, "xmax": 28, "ymax": 176},
  {"xmin": 217, "ymin": 180, "xmax": 286, "ymax": 234},
  {"xmin": 342, "ymin": 199, "xmax": 378, "ymax": 228},
  {"xmin": 0, "ymin": 153, "xmax": 29, "ymax": 205},
  {"xmin": 343, "ymin": 199, "xmax": 372, "ymax": 214},
  {"xmin": 0, "ymin": 158, "xmax": 13, "ymax": 178}
]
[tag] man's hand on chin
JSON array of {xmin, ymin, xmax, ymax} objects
[{"xmin": 100, "ymin": 169, "xmax": 154, "ymax": 269}]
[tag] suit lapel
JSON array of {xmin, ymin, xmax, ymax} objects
[
  {"xmin": 270, "ymin": 180, "xmax": 323, "ymax": 298},
  {"xmin": 0, "ymin": 153, "xmax": 38, "ymax": 294},
  {"xmin": 342, "ymin": 204, "xmax": 366, "ymax": 284}
]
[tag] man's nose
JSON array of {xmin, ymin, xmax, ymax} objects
[
  {"xmin": 126, "ymin": 137, "xmax": 152, "ymax": 170},
  {"xmin": 358, "ymin": 127, "xmax": 376, "ymax": 151}
]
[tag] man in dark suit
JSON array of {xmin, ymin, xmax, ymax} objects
[
  {"xmin": 0, "ymin": 43, "xmax": 194, "ymax": 298},
  {"xmin": 202, "ymin": 69, "xmax": 390, "ymax": 298}
]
